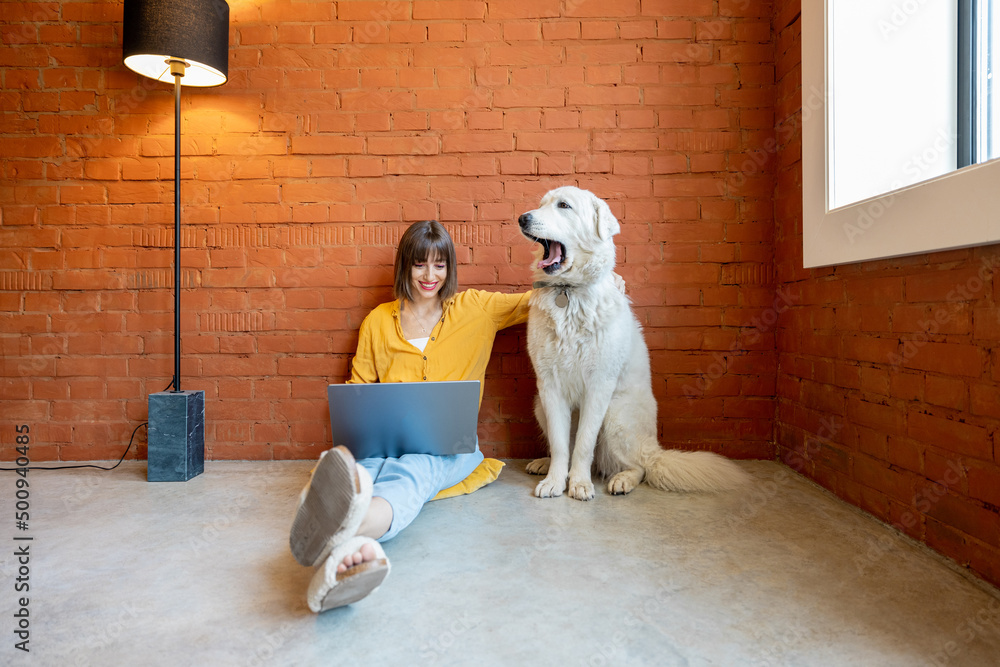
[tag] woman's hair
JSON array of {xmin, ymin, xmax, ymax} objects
[{"xmin": 393, "ymin": 220, "xmax": 458, "ymax": 302}]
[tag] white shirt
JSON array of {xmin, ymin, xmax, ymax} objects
[{"xmin": 407, "ymin": 336, "xmax": 429, "ymax": 352}]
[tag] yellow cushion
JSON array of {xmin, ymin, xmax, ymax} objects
[{"xmin": 430, "ymin": 458, "xmax": 505, "ymax": 501}]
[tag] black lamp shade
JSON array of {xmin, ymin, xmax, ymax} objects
[{"xmin": 123, "ymin": 0, "xmax": 230, "ymax": 87}]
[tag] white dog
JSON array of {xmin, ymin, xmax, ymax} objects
[{"xmin": 518, "ymin": 186, "xmax": 749, "ymax": 501}]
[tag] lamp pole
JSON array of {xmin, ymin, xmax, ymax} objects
[
  {"xmin": 171, "ymin": 58, "xmax": 185, "ymax": 393},
  {"xmin": 122, "ymin": 0, "xmax": 229, "ymax": 481}
]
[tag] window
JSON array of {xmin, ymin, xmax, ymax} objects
[
  {"xmin": 965, "ymin": 0, "xmax": 1000, "ymax": 163},
  {"xmin": 803, "ymin": 0, "xmax": 1000, "ymax": 268},
  {"xmin": 829, "ymin": 2, "xmax": 956, "ymax": 209}
]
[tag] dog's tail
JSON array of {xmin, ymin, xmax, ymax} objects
[{"xmin": 640, "ymin": 444, "xmax": 750, "ymax": 493}]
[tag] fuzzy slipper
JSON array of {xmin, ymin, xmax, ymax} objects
[
  {"xmin": 307, "ymin": 535, "xmax": 391, "ymax": 613},
  {"xmin": 289, "ymin": 446, "xmax": 373, "ymax": 567}
]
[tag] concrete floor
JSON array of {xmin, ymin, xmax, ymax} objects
[{"xmin": 2, "ymin": 460, "xmax": 999, "ymax": 666}]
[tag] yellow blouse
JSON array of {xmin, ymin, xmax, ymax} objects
[{"xmin": 348, "ymin": 289, "xmax": 531, "ymax": 404}]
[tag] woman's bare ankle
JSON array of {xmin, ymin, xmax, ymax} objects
[{"xmin": 356, "ymin": 496, "xmax": 393, "ymax": 540}]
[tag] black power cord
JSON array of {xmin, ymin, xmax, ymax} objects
[{"xmin": 0, "ymin": 422, "xmax": 147, "ymax": 472}]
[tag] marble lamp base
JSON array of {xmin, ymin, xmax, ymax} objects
[{"xmin": 147, "ymin": 390, "xmax": 205, "ymax": 482}]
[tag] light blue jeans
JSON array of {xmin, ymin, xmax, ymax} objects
[{"xmin": 358, "ymin": 447, "xmax": 484, "ymax": 542}]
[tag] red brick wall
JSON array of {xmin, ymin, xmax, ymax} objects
[
  {"xmin": 1, "ymin": 1, "xmax": 776, "ymax": 462},
  {"xmin": 773, "ymin": 0, "xmax": 1000, "ymax": 587}
]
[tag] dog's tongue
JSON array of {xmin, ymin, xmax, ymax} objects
[{"xmin": 537, "ymin": 242, "xmax": 563, "ymax": 269}]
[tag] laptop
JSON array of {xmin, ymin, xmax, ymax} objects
[{"xmin": 326, "ymin": 381, "xmax": 481, "ymax": 460}]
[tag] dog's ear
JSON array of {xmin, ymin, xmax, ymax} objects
[{"xmin": 593, "ymin": 195, "xmax": 620, "ymax": 240}]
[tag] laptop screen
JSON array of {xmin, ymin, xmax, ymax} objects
[{"xmin": 326, "ymin": 381, "xmax": 480, "ymax": 460}]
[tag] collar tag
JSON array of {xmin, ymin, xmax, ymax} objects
[{"xmin": 533, "ymin": 281, "xmax": 570, "ymax": 308}]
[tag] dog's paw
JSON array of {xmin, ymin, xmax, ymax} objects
[
  {"xmin": 607, "ymin": 473, "xmax": 637, "ymax": 496},
  {"xmin": 526, "ymin": 457, "xmax": 550, "ymax": 475},
  {"xmin": 534, "ymin": 475, "xmax": 566, "ymax": 498},
  {"xmin": 568, "ymin": 478, "xmax": 595, "ymax": 501}
]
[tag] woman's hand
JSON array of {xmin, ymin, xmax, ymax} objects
[{"xmin": 612, "ymin": 272, "xmax": 626, "ymax": 294}]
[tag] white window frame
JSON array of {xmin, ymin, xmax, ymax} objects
[{"xmin": 802, "ymin": 0, "xmax": 1000, "ymax": 268}]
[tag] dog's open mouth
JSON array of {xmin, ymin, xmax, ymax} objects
[{"xmin": 525, "ymin": 234, "xmax": 566, "ymax": 274}]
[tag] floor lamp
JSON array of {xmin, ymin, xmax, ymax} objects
[{"xmin": 122, "ymin": 0, "xmax": 229, "ymax": 481}]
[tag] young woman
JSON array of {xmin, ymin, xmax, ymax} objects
[{"xmin": 289, "ymin": 220, "xmax": 531, "ymax": 613}]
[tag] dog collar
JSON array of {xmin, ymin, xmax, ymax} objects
[{"xmin": 532, "ymin": 280, "xmax": 570, "ymax": 308}]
